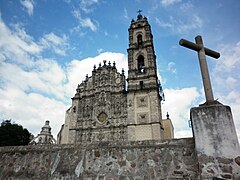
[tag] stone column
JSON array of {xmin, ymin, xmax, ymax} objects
[{"xmin": 191, "ymin": 104, "xmax": 240, "ymax": 179}]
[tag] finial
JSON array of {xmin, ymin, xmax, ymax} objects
[
  {"xmin": 99, "ymin": 62, "xmax": 101, "ymax": 67},
  {"xmin": 137, "ymin": 9, "xmax": 142, "ymax": 15},
  {"xmin": 113, "ymin": 61, "xmax": 116, "ymax": 68},
  {"xmin": 103, "ymin": 60, "xmax": 107, "ymax": 66},
  {"xmin": 76, "ymin": 84, "xmax": 81, "ymax": 93},
  {"xmin": 166, "ymin": 112, "xmax": 170, "ymax": 119},
  {"xmin": 108, "ymin": 61, "xmax": 111, "ymax": 66},
  {"xmin": 137, "ymin": 9, "xmax": 143, "ymax": 20},
  {"xmin": 93, "ymin": 64, "xmax": 96, "ymax": 70},
  {"xmin": 122, "ymin": 68, "xmax": 125, "ymax": 74}
]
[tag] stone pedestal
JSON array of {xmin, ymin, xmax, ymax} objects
[{"xmin": 191, "ymin": 104, "xmax": 240, "ymax": 179}]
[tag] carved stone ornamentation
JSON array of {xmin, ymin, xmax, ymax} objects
[
  {"xmin": 97, "ymin": 112, "xmax": 108, "ymax": 124},
  {"xmin": 137, "ymin": 96, "xmax": 148, "ymax": 108},
  {"xmin": 137, "ymin": 112, "xmax": 149, "ymax": 124},
  {"xmin": 61, "ymin": 60, "xmax": 128, "ymax": 144}
]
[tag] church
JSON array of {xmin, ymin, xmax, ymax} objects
[
  {"xmin": 1, "ymin": 13, "xmax": 239, "ymax": 180},
  {"xmin": 57, "ymin": 13, "xmax": 174, "ymax": 144}
]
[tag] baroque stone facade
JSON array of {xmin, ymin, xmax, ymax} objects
[
  {"xmin": 64, "ymin": 61, "xmax": 128, "ymax": 144},
  {"xmin": 58, "ymin": 13, "xmax": 167, "ymax": 144}
]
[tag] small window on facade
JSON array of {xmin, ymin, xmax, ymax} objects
[
  {"xmin": 137, "ymin": 55, "xmax": 145, "ymax": 73},
  {"xmin": 140, "ymin": 81, "xmax": 144, "ymax": 90},
  {"xmin": 137, "ymin": 34, "xmax": 143, "ymax": 45}
]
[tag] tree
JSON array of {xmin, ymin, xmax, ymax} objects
[{"xmin": 0, "ymin": 120, "xmax": 32, "ymax": 146}]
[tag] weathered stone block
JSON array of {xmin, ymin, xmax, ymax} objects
[
  {"xmin": 191, "ymin": 104, "xmax": 240, "ymax": 179},
  {"xmin": 191, "ymin": 104, "xmax": 240, "ymax": 158}
]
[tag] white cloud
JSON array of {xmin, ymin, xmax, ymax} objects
[
  {"xmin": 72, "ymin": 10, "xmax": 98, "ymax": 32},
  {"xmin": 0, "ymin": 17, "xmax": 41, "ymax": 66},
  {"xmin": 79, "ymin": 0, "xmax": 99, "ymax": 13},
  {"xmin": 213, "ymin": 41, "xmax": 240, "ymax": 93},
  {"xmin": 70, "ymin": 0, "xmax": 99, "ymax": 32},
  {"xmin": 0, "ymin": 87, "xmax": 67, "ymax": 137},
  {"xmin": 180, "ymin": 2, "xmax": 193, "ymax": 11},
  {"xmin": 162, "ymin": 87, "xmax": 200, "ymax": 138},
  {"xmin": 0, "ymin": 17, "xmax": 69, "ymax": 67},
  {"xmin": 167, "ymin": 62, "xmax": 177, "ymax": 74},
  {"xmin": 123, "ymin": 8, "xmax": 129, "ymax": 20},
  {"xmin": 64, "ymin": 0, "xmax": 99, "ymax": 13},
  {"xmin": 104, "ymin": 31, "xmax": 109, "ymax": 36},
  {"xmin": 212, "ymin": 41, "xmax": 240, "ymax": 142},
  {"xmin": 0, "ymin": 16, "xmax": 71, "ymax": 138},
  {"xmin": 215, "ymin": 41, "xmax": 240, "ymax": 71},
  {"xmin": 20, "ymin": 0, "xmax": 35, "ymax": 16},
  {"xmin": 79, "ymin": 17, "xmax": 97, "ymax": 32},
  {"xmin": 42, "ymin": 33, "xmax": 65, "ymax": 45},
  {"xmin": 40, "ymin": 33, "xmax": 69, "ymax": 56},
  {"xmin": 155, "ymin": 18, "xmax": 173, "ymax": 28},
  {"xmin": 160, "ymin": 0, "xmax": 182, "ymax": 7},
  {"xmin": 155, "ymin": 15, "xmax": 203, "ymax": 34},
  {"xmin": 97, "ymin": 48, "xmax": 103, "ymax": 53},
  {"xmin": 103, "ymin": 31, "xmax": 119, "ymax": 40}
]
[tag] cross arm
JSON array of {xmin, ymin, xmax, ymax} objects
[
  {"xmin": 179, "ymin": 39, "xmax": 220, "ymax": 59},
  {"xmin": 179, "ymin": 39, "xmax": 201, "ymax": 51},
  {"xmin": 204, "ymin": 47, "xmax": 220, "ymax": 59}
]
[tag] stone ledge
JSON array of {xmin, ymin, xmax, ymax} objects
[{"xmin": 0, "ymin": 138, "xmax": 194, "ymax": 153}]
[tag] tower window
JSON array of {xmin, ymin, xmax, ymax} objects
[
  {"xmin": 137, "ymin": 34, "xmax": 143, "ymax": 45},
  {"xmin": 137, "ymin": 55, "xmax": 145, "ymax": 73}
]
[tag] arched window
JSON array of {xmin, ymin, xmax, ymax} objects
[
  {"xmin": 137, "ymin": 34, "xmax": 143, "ymax": 45},
  {"xmin": 137, "ymin": 55, "xmax": 145, "ymax": 73}
]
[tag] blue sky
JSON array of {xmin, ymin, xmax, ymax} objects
[{"xmin": 0, "ymin": 0, "xmax": 239, "ymax": 141}]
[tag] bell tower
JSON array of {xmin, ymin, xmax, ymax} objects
[{"xmin": 127, "ymin": 12, "xmax": 164, "ymax": 141}]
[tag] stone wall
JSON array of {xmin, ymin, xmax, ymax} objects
[{"xmin": 0, "ymin": 138, "xmax": 198, "ymax": 179}]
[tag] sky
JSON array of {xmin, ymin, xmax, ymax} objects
[{"xmin": 0, "ymin": 0, "xmax": 239, "ymax": 142}]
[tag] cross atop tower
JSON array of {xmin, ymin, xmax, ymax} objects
[
  {"xmin": 137, "ymin": 10, "xmax": 143, "ymax": 20},
  {"xmin": 137, "ymin": 9, "xmax": 142, "ymax": 15}
]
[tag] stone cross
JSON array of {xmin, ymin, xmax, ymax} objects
[
  {"xmin": 179, "ymin": 35, "xmax": 220, "ymax": 103},
  {"xmin": 137, "ymin": 9, "xmax": 142, "ymax": 15}
]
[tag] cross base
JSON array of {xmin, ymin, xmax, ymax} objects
[{"xmin": 199, "ymin": 100, "xmax": 222, "ymax": 107}]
